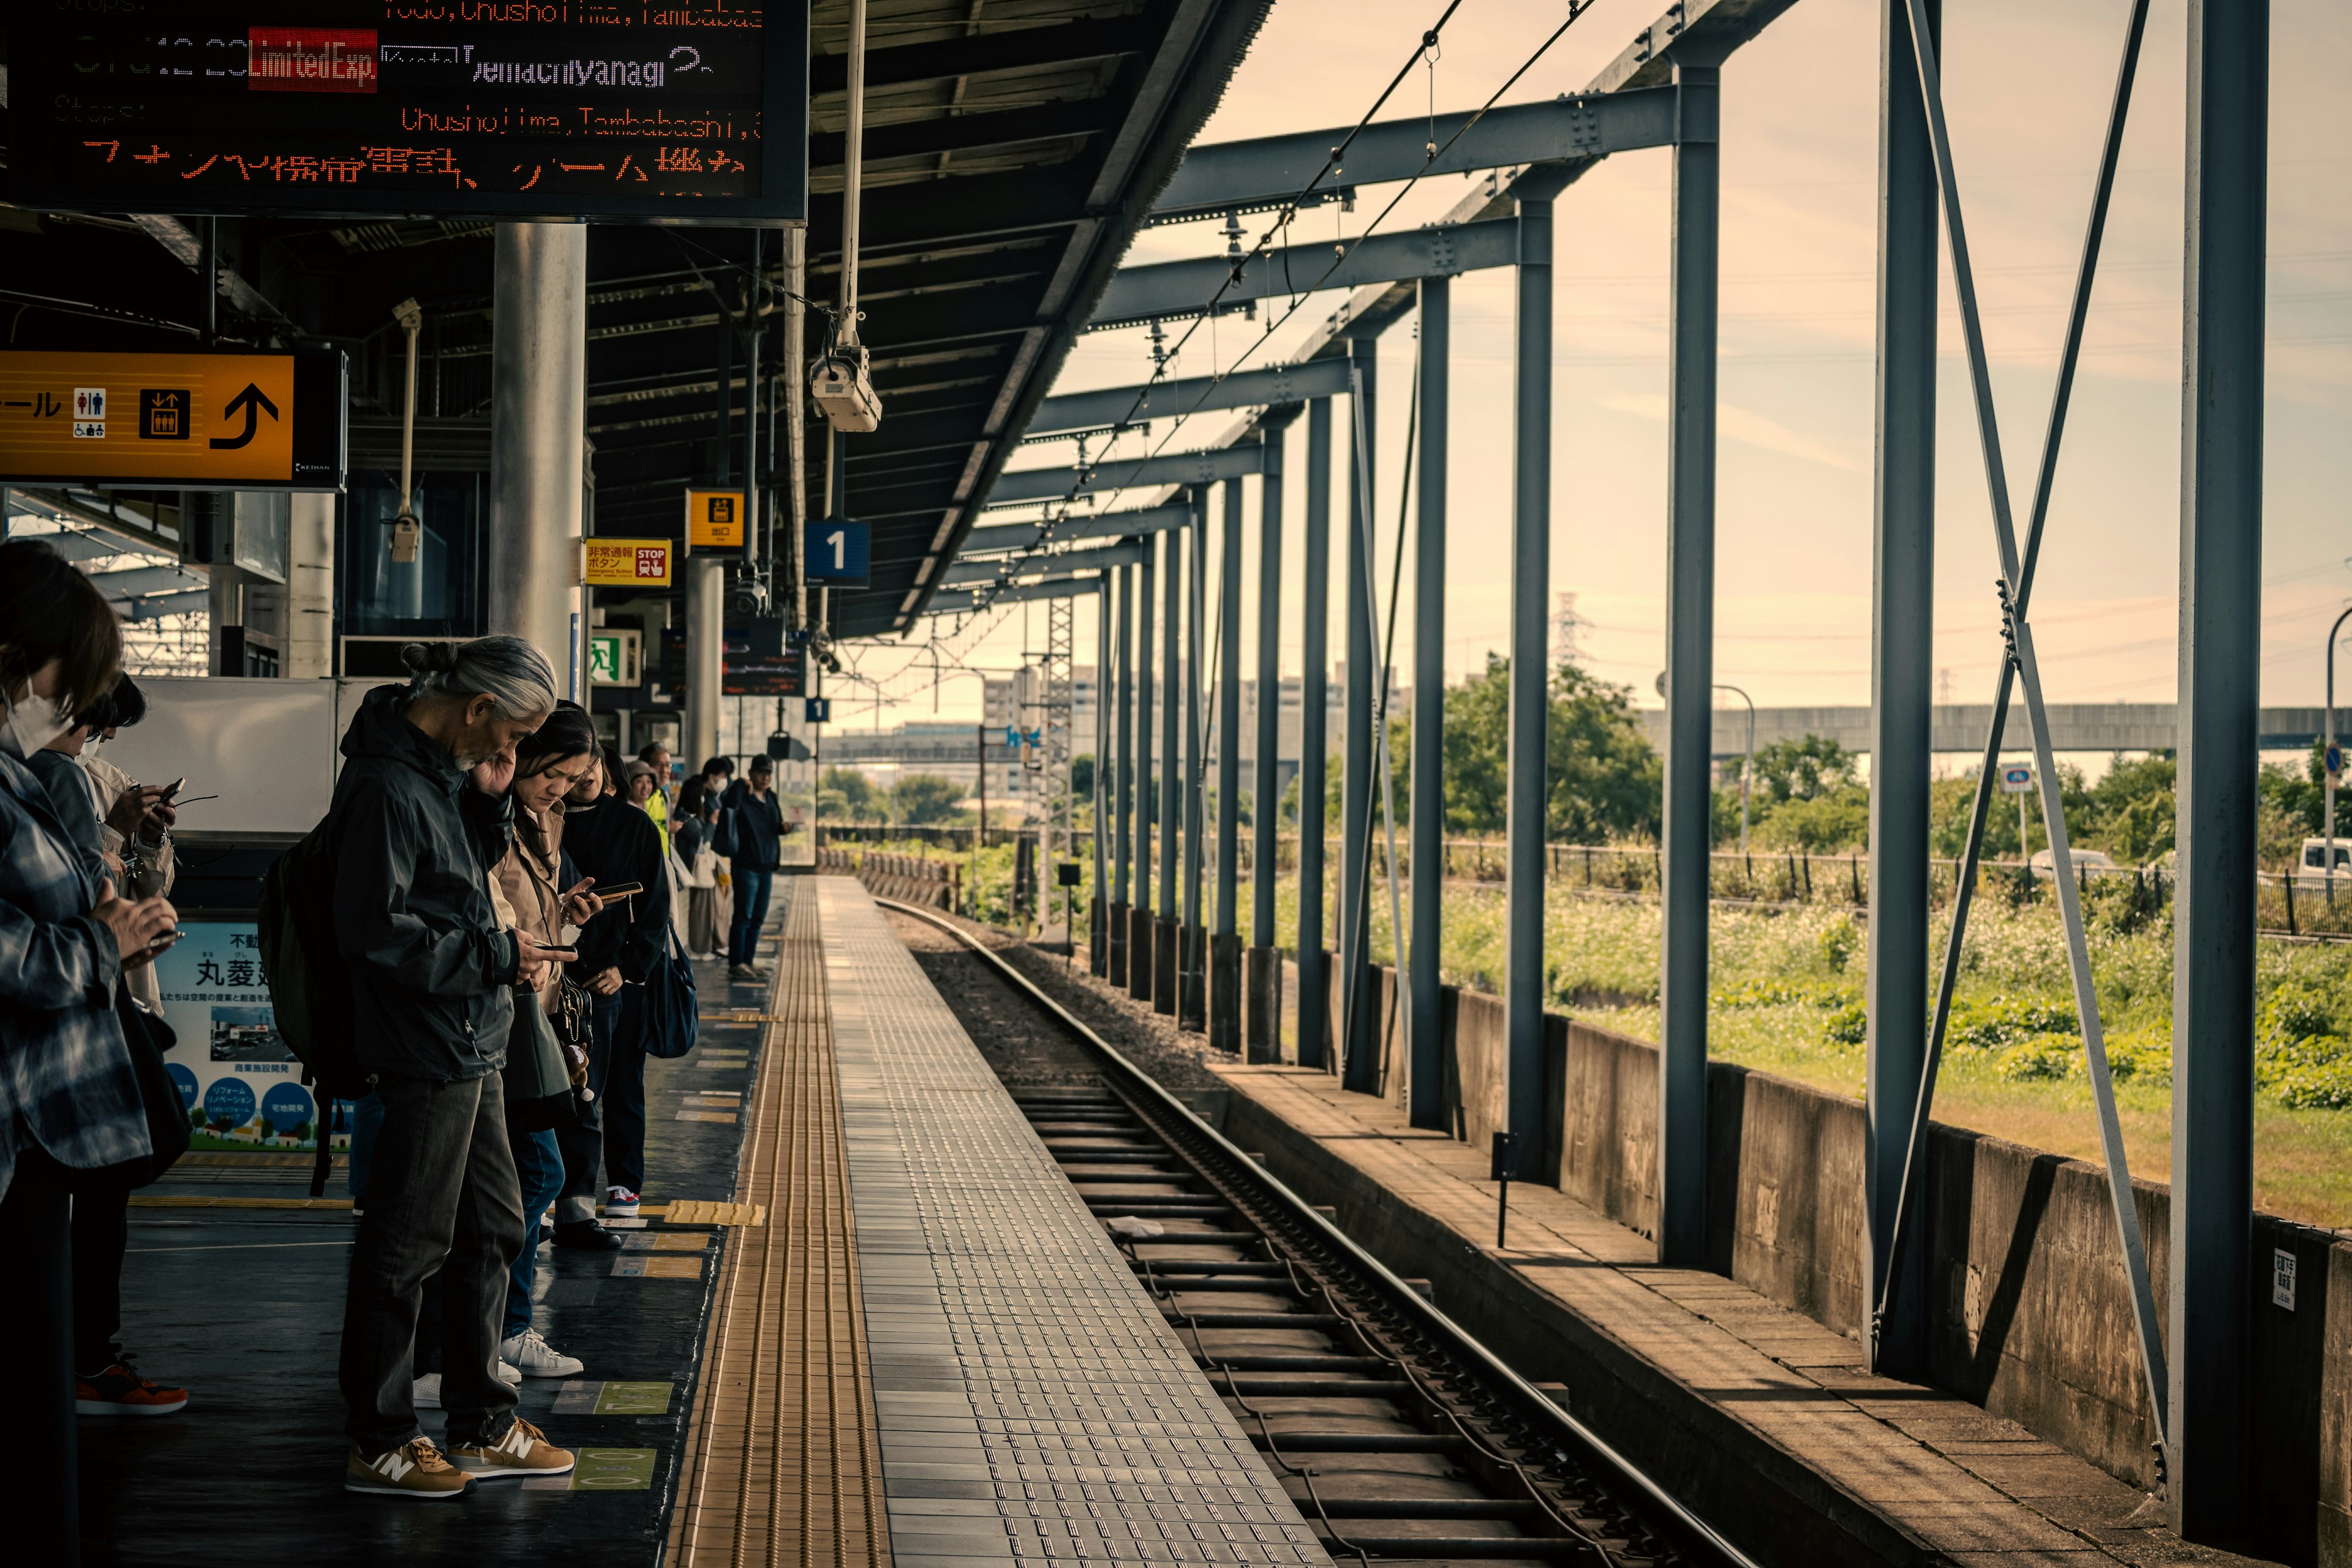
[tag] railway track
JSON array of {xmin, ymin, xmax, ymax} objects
[{"xmin": 876, "ymin": 898, "xmax": 1760, "ymax": 1568}]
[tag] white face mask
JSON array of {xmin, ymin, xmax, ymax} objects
[{"xmin": 1, "ymin": 692, "xmax": 74, "ymax": 761}]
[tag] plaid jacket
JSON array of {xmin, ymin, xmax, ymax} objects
[{"xmin": 0, "ymin": 751, "xmax": 149, "ymax": 1199}]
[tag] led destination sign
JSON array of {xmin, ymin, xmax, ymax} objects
[{"xmin": 10, "ymin": 3, "xmax": 809, "ymax": 224}]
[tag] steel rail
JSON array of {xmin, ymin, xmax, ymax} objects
[{"xmin": 873, "ymin": 896, "xmax": 1763, "ymax": 1568}]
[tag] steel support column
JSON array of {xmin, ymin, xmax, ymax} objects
[
  {"xmin": 1182, "ymin": 487, "xmax": 1209, "ymax": 1031},
  {"xmin": 1658, "ymin": 60, "xmax": 1722, "ymax": 1266},
  {"xmin": 1156, "ymin": 508, "xmax": 1184, "ymax": 1014},
  {"xmin": 1503, "ymin": 179, "xmax": 1566, "ymax": 1171},
  {"xmin": 1110, "ymin": 564, "xmax": 1134, "ymax": 986},
  {"xmin": 1863, "ymin": 0, "xmax": 1940, "ymax": 1378},
  {"xmin": 1092, "ymin": 579, "xmax": 1111, "ymax": 973},
  {"xmin": 684, "ymin": 559, "xmax": 725, "ymax": 769},
  {"xmin": 1131, "ymin": 541, "xmax": 1159, "ymax": 1002},
  {"xmin": 1340, "ymin": 335, "xmax": 1379, "ymax": 1094},
  {"xmin": 1297, "ymin": 400, "xmax": 1335, "ymax": 1069},
  {"xmin": 1212, "ymin": 473, "xmax": 1245, "ymax": 1054},
  {"xmin": 1246, "ymin": 424, "xmax": 1289, "ymax": 1061},
  {"xmin": 2170, "ymin": 0, "xmax": 2267, "ymax": 1537},
  {"xmin": 1409, "ymin": 279, "xmax": 1450, "ymax": 1129},
  {"xmin": 487, "ymin": 222, "xmax": 587, "ymax": 664}
]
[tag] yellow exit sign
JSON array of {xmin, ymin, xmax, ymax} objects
[
  {"xmin": 0, "ymin": 349, "xmax": 345, "ymax": 490},
  {"xmin": 686, "ymin": 488, "xmax": 745, "ymax": 551},
  {"xmin": 582, "ymin": 538, "xmax": 673, "ymax": 588}
]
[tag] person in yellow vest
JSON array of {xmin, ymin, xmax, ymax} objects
[{"xmin": 633, "ymin": 743, "xmax": 672, "ymax": 856}]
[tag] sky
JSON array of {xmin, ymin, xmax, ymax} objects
[{"xmin": 828, "ymin": 0, "xmax": 2352, "ymax": 737}]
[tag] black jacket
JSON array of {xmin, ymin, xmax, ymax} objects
[
  {"xmin": 329, "ymin": 685, "xmax": 518, "ymax": 1082},
  {"xmin": 720, "ymin": 781, "xmax": 785, "ymax": 870},
  {"xmin": 563, "ymin": 795, "xmax": 666, "ymax": 983}
]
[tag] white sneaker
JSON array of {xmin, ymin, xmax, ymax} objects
[
  {"xmin": 411, "ymin": 1361, "xmax": 524, "ymax": 1410},
  {"xmin": 499, "ymin": 1327, "xmax": 584, "ymax": 1379}
]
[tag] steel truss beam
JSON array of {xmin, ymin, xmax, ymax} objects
[
  {"xmin": 960, "ymin": 503, "xmax": 1193, "ymax": 555},
  {"xmin": 1149, "ymin": 89, "xmax": 1683, "ymax": 225},
  {"xmin": 920, "ymin": 575, "xmax": 1106, "ymax": 616},
  {"xmin": 1029, "ymin": 358, "xmax": 1352, "ymax": 437},
  {"xmin": 986, "ymin": 442, "xmax": 1265, "ymax": 506},
  {"xmin": 943, "ymin": 536, "xmax": 1152, "ymax": 586},
  {"xmin": 1088, "ymin": 219, "xmax": 1520, "ymax": 330}
]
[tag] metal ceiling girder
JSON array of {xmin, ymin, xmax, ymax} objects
[
  {"xmin": 943, "ymin": 535, "xmax": 1152, "ymax": 587},
  {"xmin": 1148, "ymin": 88, "xmax": 1681, "ymax": 225},
  {"xmin": 922, "ymin": 575, "xmax": 1106, "ymax": 616},
  {"xmin": 1029, "ymin": 358, "xmax": 1351, "ymax": 437},
  {"xmin": 962, "ymin": 502, "xmax": 1191, "ymax": 555},
  {"xmin": 84, "ymin": 563, "xmax": 211, "ymax": 599},
  {"xmin": 1088, "ymin": 219, "xmax": 1518, "ymax": 330},
  {"xmin": 986, "ymin": 441, "xmax": 1265, "ymax": 506},
  {"xmin": 116, "ymin": 588, "xmax": 209, "ymax": 622}
]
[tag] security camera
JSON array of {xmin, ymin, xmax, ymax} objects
[
  {"xmin": 810, "ymin": 342, "xmax": 883, "ymax": 433},
  {"xmin": 726, "ymin": 568, "xmax": 769, "ymax": 619}
]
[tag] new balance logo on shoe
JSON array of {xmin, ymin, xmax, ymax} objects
[{"xmin": 344, "ymin": 1436, "xmax": 473, "ymax": 1498}]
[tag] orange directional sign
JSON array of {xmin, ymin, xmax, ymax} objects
[{"xmin": 0, "ymin": 350, "xmax": 345, "ymax": 490}]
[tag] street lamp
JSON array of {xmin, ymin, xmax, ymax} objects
[{"xmin": 1656, "ymin": 673, "xmax": 1758, "ymax": 855}]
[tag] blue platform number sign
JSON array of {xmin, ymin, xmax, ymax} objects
[
  {"xmin": 805, "ymin": 697, "xmax": 832, "ymax": 724},
  {"xmin": 804, "ymin": 518, "xmax": 870, "ymax": 588}
]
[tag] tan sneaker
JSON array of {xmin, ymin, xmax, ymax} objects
[
  {"xmin": 345, "ymin": 1436, "xmax": 473, "ymax": 1499},
  {"xmin": 449, "ymin": 1415, "xmax": 575, "ymax": 1479}
]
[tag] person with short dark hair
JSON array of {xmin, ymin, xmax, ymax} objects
[
  {"xmin": 635, "ymin": 742, "xmax": 673, "ymax": 855},
  {"xmin": 334, "ymin": 637, "xmax": 574, "ymax": 1499},
  {"xmin": 556, "ymin": 744, "xmax": 667, "ymax": 1233},
  {"xmin": 721, "ymin": 757, "xmax": 786, "ymax": 982}
]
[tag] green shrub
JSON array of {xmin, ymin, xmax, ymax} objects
[
  {"xmin": 1949, "ymin": 995, "xmax": 2078, "ymax": 1054},
  {"xmin": 1825, "ymin": 1001, "xmax": 1869, "ymax": 1046},
  {"xmin": 1996, "ymin": 1037, "xmax": 2077, "ymax": 1081},
  {"xmin": 2274, "ymin": 1057, "xmax": 2352, "ymax": 1110},
  {"xmin": 1816, "ymin": 914, "xmax": 1860, "ymax": 974}
]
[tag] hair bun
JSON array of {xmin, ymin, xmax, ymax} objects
[{"xmin": 399, "ymin": 641, "xmax": 458, "ymax": 677}]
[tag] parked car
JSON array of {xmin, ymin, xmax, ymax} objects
[
  {"xmin": 2027, "ymin": 848, "xmax": 2120, "ymax": 879},
  {"xmin": 2296, "ymin": 836, "xmax": 2352, "ymax": 882}
]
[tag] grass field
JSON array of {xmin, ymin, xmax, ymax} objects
[{"xmin": 1230, "ymin": 876, "xmax": 2352, "ymax": 1230}]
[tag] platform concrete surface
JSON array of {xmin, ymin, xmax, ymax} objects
[
  {"xmin": 820, "ymin": 880, "xmax": 1325, "ymax": 1567},
  {"xmin": 1208, "ymin": 1062, "xmax": 2283, "ymax": 1568}
]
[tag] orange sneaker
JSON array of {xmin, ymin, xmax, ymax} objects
[{"xmin": 75, "ymin": 1354, "xmax": 188, "ymax": 1417}]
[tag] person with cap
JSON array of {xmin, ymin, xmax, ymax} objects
[{"xmin": 720, "ymin": 756, "xmax": 786, "ymax": 982}]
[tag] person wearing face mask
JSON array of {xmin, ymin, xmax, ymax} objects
[
  {"xmin": 0, "ymin": 540, "xmax": 177, "ymax": 1565},
  {"xmin": 330, "ymin": 638, "xmax": 575, "ymax": 1499},
  {"xmin": 551, "ymin": 746, "xmax": 666, "ymax": 1238},
  {"xmin": 18, "ymin": 691, "xmax": 193, "ymax": 1420}
]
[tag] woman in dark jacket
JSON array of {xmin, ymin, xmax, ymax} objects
[{"xmin": 0, "ymin": 540, "xmax": 177, "ymax": 1566}]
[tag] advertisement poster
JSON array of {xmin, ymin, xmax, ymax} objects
[{"xmin": 152, "ymin": 919, "xmax": 350, "ymax": 1153}]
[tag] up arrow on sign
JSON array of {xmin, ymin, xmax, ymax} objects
[{"xmin": 805, "ymin": 515, "xmax": 870, "ymax": 588}]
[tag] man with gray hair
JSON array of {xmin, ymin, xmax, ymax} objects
[{"xmin": 333, "ymin": 638, "xmax": 577, "ymax": 1498}]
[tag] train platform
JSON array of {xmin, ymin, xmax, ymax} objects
[
  {"xmin": 1200, "ymin": 1063, "xmax": 2273, "ymax": 1568},
  {"xmin": 78, "ymin": 878, "xmax": 1317, "ymax": 1567}
]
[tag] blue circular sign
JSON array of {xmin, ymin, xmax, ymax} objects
[
  {"xmin": 165, "ymin": 1063, "xmax": 198, "ymax": 1110},
  {"xmin": 202, "ymin": 1076, "xmax": 256, "ymax": 1129},
  {"xmin": 260, "ymin": 1083, "xmax": 315, "ymax": 1137}
]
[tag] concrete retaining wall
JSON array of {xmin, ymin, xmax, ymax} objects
[{"xmin": 1298, "ymin": 951, "xmax": 2352, "ymax": 1566}]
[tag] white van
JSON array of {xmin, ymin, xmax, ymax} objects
[{"xmin": 2298, "ymin": 837, "xmax": 2352, "ymax": 882}]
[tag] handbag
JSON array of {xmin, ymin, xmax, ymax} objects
[
  {"xmin": 63, "ymin": 987, "xmax": 193, "ymax": 1194},
  {"xmin": 709, "ymin": 799, "xmax": 739, "ymax": 860},
  {"xmin": 502, "ymin": 997, "xmax": 576, "ymax": 1133},
  {"xmin": 639, "ymin": 920, "xmax": 699, "ymax": 1060},
  {"xmin": 553, "ymin": 976, "xmax": 595, "ymax": 1085}
]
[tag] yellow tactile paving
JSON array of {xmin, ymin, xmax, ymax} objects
[{"xmin": 668, "ymin": 882, "xmax": 892, "ymax": 1568}]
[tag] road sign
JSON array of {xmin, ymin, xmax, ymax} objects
[
  {"xmin": 10, "ymin": 7, "xmax": 810, "ymax": 225},
  {"xmin": 587, "ymin": 628, "xmax": 643, "ymax": 688},
  {"xmin": 1999, "ymin": 764, "xmax": 2035, "ymax": 794},
  {"xmin": 2327, "ymin": 742, "xmax": 2343, "ymax": 788},
  {"xmin": 582, "ymin": 538, "xmax": 673, "ymax": 589},
  {"xmin": 805, "ymin": 517, "xmax": 870, "ymax": 587},
  {"xmin": 805, "ymin": 698, "xmax": 832, "ymax": 725},
  {"xmin": 686, "ymin": 489, "xmax": 745, "ymax": 552},
  {"xmin": 0, "ymin": 350, "xmax": 345, "ymax": 489}
]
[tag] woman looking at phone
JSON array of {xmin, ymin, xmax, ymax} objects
[
  {"xmin": 0, "ymin": 539, "xmax": 176, "ymax": 1564},
  {"xmin": 473, "ymin": 704, "xmax": 606, "ymax": 1378}
]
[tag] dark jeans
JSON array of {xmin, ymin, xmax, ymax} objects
[
  {"xmin": 346, "ymin": 1090, "xmax": 385, "ymax": 1204},
  {"xmin": 728, "ymin": 865, "xmax": 775, "ymax": 967},
  {"xmin": 505, "ymin": 1127, "xmax": 564, "ymax": 1341},
  {"xmin": 557, "ymin": 986, "xmax": 647, "ymax": 1211},
  {"xmin": 338, "ymin": 1072, "xmax": 524, "ymax": 1452},
  {"xmin": 2, "ymin": 1153, "xmax": 78, "ymax": 1564},
  {"xmin": 70, "ymin": 1186, "xmax": 128, "ymax": 1373}
]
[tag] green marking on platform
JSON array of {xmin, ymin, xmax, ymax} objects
[
  {"xmin": 570, "ymin": 1448, "xmax": 657, "ymax": 1490},
  {"xmin": 592, "ymin": 1381, "xmax": 673, "ymax": 1416}
]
